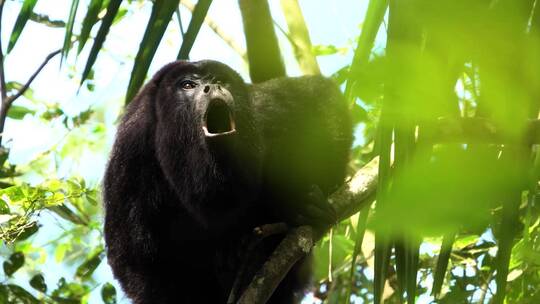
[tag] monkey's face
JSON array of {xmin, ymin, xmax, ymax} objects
[
  {"xmin": 154, "ymin": 61, "xmax": 250, "ymax": 146},
  {"xmin": 177, "ymin": 74, "xmax": 237, "ymax": 138}
]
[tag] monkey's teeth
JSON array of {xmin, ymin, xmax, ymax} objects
[{"xmin": 203, "ymin": 126, "xmax": 236, "ymax": 138}]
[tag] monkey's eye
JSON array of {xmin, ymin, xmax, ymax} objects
[{"xmin": 180, "ymin": 80, "xmax": 198, "ymax": 90}]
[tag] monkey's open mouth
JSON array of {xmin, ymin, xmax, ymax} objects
[{"xmin": 203, "ymin": 99, "xmax": 236, "ymax": 137}]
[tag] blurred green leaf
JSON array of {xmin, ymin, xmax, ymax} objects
[
  {"xmin": 29, "ymin": 274, "xmax": 47, "ymax": 293},
  {"xmin": 7, "ymin": 106, "xmax": 35, "ymax": 120},
  {"xmin": 432, "ymin": 233, "xmax": 455, "ymax": 298},
  {"xmin": 48, "ymin": 205, "xmax": 87, "ymax": 225},
  {"xmin": 15, "ymin": 221, "xmax": 39, "ymax": 241},
  {"xmin": 345, "ymin": 0, "xmax": 388, "ymax": 101},
  {"xmin": 61, "ymin": 0, "xmax": 80, "ymax": 63},
  {"xmin": 0, "ymin": 285, "xmax": 7, "ymax": 303},
  {"xmin": 3, "ymin": 252, "xmax": 25, "ymax": 276},
  {"xmin": 112, "ymin": 7, "xmax": 128, "ymax": 24},
  {"xmin": 177, "ymin": 0, "xmax": 213, "ymax": 60},
  {"xmin": 7, "ymin": 0, "xmax": 39, "ymax": 53},
  {"xmin": 101, "ymin": 283, "xmax": 116, "ymax": 304},
  {"xmin": 6, "ymin": 284, "xmax": 39, "ymax": 304},
  {"xmin": 6, "ymin": 81, "xmax": 36, "ymax": 101},
  {"xmin": 75, "ymin": 247, "xmax": 104, "ymax": 280},
  {"xmin": 29, "ymin": 12, "xmax": 66, "ymax": 27},
  {"xmin": 312, "ymin": 234, "xmax": 354, "ymax": 282},
  {"xmin": 125, "ymin": 0, "xmax": 178, "ymax": 103},
  {"xmin": 312, "ymin": 44, "xmax": 346, "ymax": 56},
  {"xmin": 0, "ymin": 200, "xmax": 9, "ymax": 214},
  {"xmin": 80, "ymin": 0, "xmax": 122, "ymax": 85},
  {"xmin": 51, "ymin": 277, "xmax": 89, "ymax": 303}
]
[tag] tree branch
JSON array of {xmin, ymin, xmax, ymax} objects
[
  {"xmin": 237, "ymin": 226, "xmax": 314, "ymax": 304},
  {"xmin": 237, "ymin": 157, "xmax": 379, "ymax": 303}
]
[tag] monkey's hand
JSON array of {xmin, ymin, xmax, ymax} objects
[{"xmin": 294, "ymin": 185, "xmax": 337, "ymax": 229}]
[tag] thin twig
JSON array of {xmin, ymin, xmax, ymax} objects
[
  {"xmin": 7, "ymin": 49, "xmax": 61, "ymax": 106},
  {"xmin": 180, "ymin": 0, "xmax": 247, "ymax": 63},
  {"xmin": 175, "ymin": 7, "xmax": 185, "ymax": 38},
  {"xmin": 0, "ymin": 48, "xmax": 61, "ymax": 146}
]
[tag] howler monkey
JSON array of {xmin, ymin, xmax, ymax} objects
[{"xmin": 103, "ymin": 60, "xmax": 352, "ymax": 304}]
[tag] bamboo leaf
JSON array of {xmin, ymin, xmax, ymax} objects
[
  {"xmin": 345, "ymin": 206, "xmax": 370, "ymax": 304},
  {"xmin": 344, "ymin": 0, "xmax": 388, "ymax": 101},
  {"xmin": 432, "ymin": 233, "xmax": 455, "ymax": 298},
  {"xmin": 7, "ymin": 0, "xmax": 39, "ymax": 53},
  {"xmin": 80, "ymin": 0, "xmax": 122, "ymax": 85},
  {"xmin": 177, "ymin": 0, "xmax": 213, "ymax": 60},
  {"xmin": 77, "ymin": 0, "xmax": 104, "ymax": 54},
  {"xmin": 125, "ymin": 0, "xmax": 177, "ymax": 104},
  {"xmin": 279, "ymin": 0, "xmax": 320, "ymax": 75},
  {"xmin": 406, "ymin": 240, "xmax": 420, "ymax": 304},
  {"xmin": 61, "ymin": 0, "xmax": 80, "ymax": 64}
]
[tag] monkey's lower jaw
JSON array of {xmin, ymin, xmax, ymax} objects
[{"xmin": 203, "ymin": 126, "xmax": 236, "ymax": 138}]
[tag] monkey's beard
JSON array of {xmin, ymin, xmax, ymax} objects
[{"xmin": 203, "ymin": 99, "xmax": 236, "ymax": 138}]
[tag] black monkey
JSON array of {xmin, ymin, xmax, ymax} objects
[{"xmin": 103, "ymin": 60, "xmax": 352, "ymax": 304}]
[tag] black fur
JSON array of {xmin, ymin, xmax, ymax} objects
[{"xmin": 103, "ymin": 60, "xmax": 352, "ymax": 304}]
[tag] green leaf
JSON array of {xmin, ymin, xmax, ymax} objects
[
  {"xmin": 29, "ymin": 12, "xmax": 66, "ymax": 28},
  {"xmin": 61, "ymin": 0, "xmax": 80, "ymax": 63},
  {"xmin": 7, "ymin": 284, "xmax": 39, "ymax": 304},
  {"xmin": 312, "ymin": 44, "xmax": 342, "ymax": 56},
  {"xmin": 15, "ymin": 221, "xmax": 39, "ymax": 241},
  {"xmin": 47, "ymin": 205, "xmax": 87, "ymax": 225},
  {"xmin": 51, "ymin": 278, "xmax": 89, "ymax": 303},
  {"xmin": 112, "ymin": 7, "xmax": 128, "ymax": 24},
  {"xmin": 80, "ymin": 0, "xmax": 122, "ymax": 85},
  {"xmin": 75, "ymin": 247, "xmax": 104, "ymax": 280},
  {"xmin": 344, "ymin": 0, "xmax": 388, "ymax": 101},
  {"xmin": 7, "ymin": 0, "xmax": 39, "ymax": 53},
  {"xmin": 77, "ymin": 0, "xmax": 104, "ymax": 54},
  {"xmin": 0, "ymin": 285, "xmax": 8, "ymax": 304},
  {"xmin": 125, "ymin": 0, "xmax": 178, "ymax": 103},
  {"xmin": 0, "ymin": 200, "xmax": 9, "ymax": 214},
  {"xmin": 177, "ymin": 0, "xmax": 213, "ymax": 60},
  {"xmin": 6, "ymin": 81, "xmax": 36, "ymax": 101},
  {"xmin": 29, "ymin": 274, "xmax": 47, "ymax": 293},
  {"xmin": 101, "ymin": 283, "xmax": 116, "ymax": 304},
  {"xmin": 7, "ymin": 105, "xmax": 35, "ymax": 120},
  {"xmin": 3, "ymin": 252, "xmax": 25, "ymax": 276}
]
